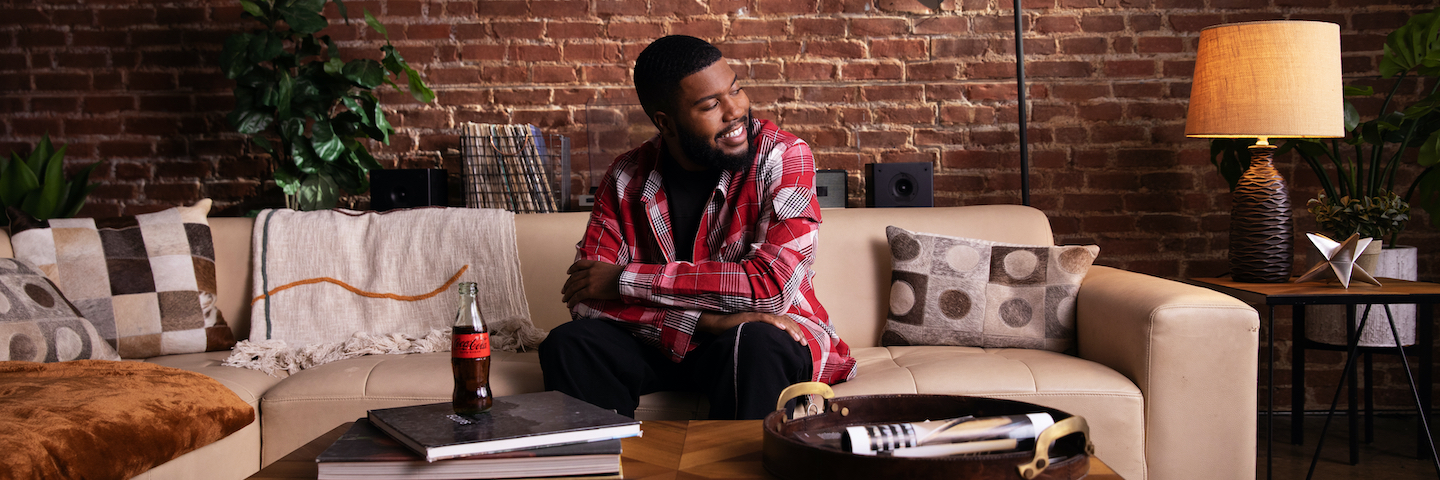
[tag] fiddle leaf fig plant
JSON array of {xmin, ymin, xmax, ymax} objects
[
  {"xmin": 222, "ymin": 0, "xmax": 435, "ymax": 211},
  {"xmin": 1, "ymin": 134, "xmax": 99, "ymax": 226}
]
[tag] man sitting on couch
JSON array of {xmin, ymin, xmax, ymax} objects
[{"xmin": 541, "ymin": 35, "xmax": 856, "ymax": 420}]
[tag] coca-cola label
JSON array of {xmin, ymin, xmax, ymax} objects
[{"xmin": 453, "ymin": 333, "xmax": 491, "ymax": 358}]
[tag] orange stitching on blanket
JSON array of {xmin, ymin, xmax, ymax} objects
[{"xmin": 251, "ymin": 265, "xmax": 470, "ymax": 305}]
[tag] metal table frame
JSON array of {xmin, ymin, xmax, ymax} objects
[{"xmin": 1184, "ymin": 277, "xmax": 1440, "ymax": 480}]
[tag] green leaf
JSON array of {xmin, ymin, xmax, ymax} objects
[
  {"xmin": 251, "ymin": 136, "xmax": 276, "ymax": 154},
  {"xmin": 239, "ymin": 0, "xmax": 265, "ymax": 20},
  {"xmin": 248, "ymin": 31, "xmax": 285, "ymax": 64},
  {"xmin": 372, "ymin": 101, "xmax": 392, "ymax": 144},
  {"xmin": 24, "ymin": 146, "xmax": 67, "ymax": 219},
  {"xmin": 1380, "ymin": 55, "xmax": 1405, "ymax": 79},
  {"xmin": 364, "ymin": 10, "xmax": 388, "ymax": 39},
  {"xmin": 1344, "ymin": 86, "xmax": 1375, "ymax": 97},
  {"xmin": 402, "ymin": 64, "xmax": 435, "ymax": 103},
  {"xmin": 277, "ymin": 71, "xmax": 295, "ymax": 120},
  {"xmin": 1421, "ymin": 132, "xmax": 1440, "ymax": 167},
  {"xmin": 229, "ymin": 106, "xmax": 273, "ymax": 135},
  {"xmin": 342, "ymin": 59, "xmax": 385, "ymax": 89},
  {"xmin": 1344, "ymin": 101, "xmax": 1360, "ymax": 132},
  {"xmin": 311, "ymin": 120, "xmax": 345, "ymax": 161},
  {"xmin": 59, "ymin": 161, "xmax": 99, "ymax": 218},
  {"xmin": 27, "ymin": 134, "xmax": 54, "ymax": 175},
  {"xmin": 274, "ymin": 164, "xmax": 303, "ymax": 195},
  {"xmin": 350, "ymin": 140, "xmax": 382, "ymax": 171},
  {"xmin": 324, "ymin": 57, "xmax": 344, "ymax": 76},
  {"xmin": 221, "ymin": 34, "xmax": 253, "ymax": 79},
  {"xmin": 342, "ymin": 96, "xmax": 369, "ymax": 124},
  {"xmin": 333, "ymin": 0, "xmax": 348, "ymax": 22},
  {"xmin": 0, "ymin": 155, "xmax": 39, "ymax": 207},
  {"xmin": 276, "ymin": 0, "xmax": 329, "ymax": 34},
  {"xmin": 296, "ymin": 173, "xmax": 340, "ymax": 210}
]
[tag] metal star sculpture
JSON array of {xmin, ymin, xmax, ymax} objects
[{"xmin": 1294, "ymin": 232, "xmax": 1381, "ymax": 288}]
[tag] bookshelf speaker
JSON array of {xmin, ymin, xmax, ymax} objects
[
  {"xmin": 370, "ymin": 169, "xmax": 448, "ymax": 211},
  {"xmin": 815, "ymin": 169, "xmax": 847, "ymax": 208},
  {"xmin": 864, "ymin": 162, "xmax": 933, "ymax": 208}
]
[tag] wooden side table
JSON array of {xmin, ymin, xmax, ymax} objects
[{"xmin": 1185, "ymin": 277, "xmax": 1440, "ymax": 479}]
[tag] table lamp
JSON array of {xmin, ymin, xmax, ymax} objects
[{"xmin": 1185, "ymin": 20, "xmax": 1344, "ymax": 283}]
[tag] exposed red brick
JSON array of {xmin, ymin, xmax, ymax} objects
[
  {"xmin": 606, "ymin": 21, "xmax": 664, "ymax": 40},
  {"xmin": 462, "ymin": 44, "xmax": 506, "ymax": 61},
  {"xmin": 1104, "ymin": 60, "xmax": 1155, "ymax": 77},
  {"xmin": 1060, "ymin": 37, "xmax": 1107, "ymax": 55},
  {"xmin": 477, "ymin": 0, "xmax": 530, "ymax": 16},
  {"xmin": 966, "ymin": 83, "xmax": 1019, "ymax": 101},
  {"xmin": 840, "ymin": 61, "xmax": 903, "ymax": 80},
  {"xmin": 871, "ymin": 38, "xmax": 927, "ymax": 60},
  {"xmin": 856, "ymin": 17, "xmax": 913, "ymax": 36},
  {"xmin": 933, "ymin": 38, "xmax": 987, "ymax": 58},
  {"xmin": 732, "ymin": 18, "xmax": 788, "ymax": 37},
  {"xmin": 1034, "ymin": 15, "xmax": 1080, "ymax": 34},
  {"xmin": 575, "ymin": 65, "xmax": 622, "ymax": 83},
  {"xmin": 808, "ymin": 40, "xmax": 865, "ymax": 58},
  {"xmin": 402, "ymin": 24, "xmax": 451, "ymax": 40},
  {"xmin": 1138, "ymin": 37, "xmax": 1184, "ymax": 54},
  {"xmin": 907, "ymin": 61, "xmax": 960, "ymax": 81}
]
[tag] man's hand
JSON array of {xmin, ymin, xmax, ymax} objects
[
  {"xmin": 562, "ymin": 260, "xmax": 624, "ymax": 308},
  {"xmin": 697, "ymin": 311, "xmax": 808, "ymax": 346}
]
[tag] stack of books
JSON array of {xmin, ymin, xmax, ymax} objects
[{"xmin": 316, "ymin": 391, "xmax": 641, "ymax": 480}]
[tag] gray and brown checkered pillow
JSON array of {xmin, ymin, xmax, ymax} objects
[
  {"xmin": 0, "ymin": 258, "xmax": 121, "ymax": 362},
  {"xmin": 8, "ymin": 199, "xmax": 235, "ymax": 358},
  {"xmin": 881, "ymin": 226, "xmax": 1099, "ymax": 353}
]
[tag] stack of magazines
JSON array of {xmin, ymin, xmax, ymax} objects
[
  {"xmin": 459, "ymin": 123, "xmax": 568, "ymax": 213},
  {"xmin": 315, "ymin": 391, "xmax": 641, "ymax": 480}
]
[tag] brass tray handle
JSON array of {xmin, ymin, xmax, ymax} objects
[
  {"xmin": 775, "ymin": 382, "xmax": 835, "ymax": 420},
  {"xmin": 1017, "ymin": 415, "xmax": 1094, "ymax": 479}
]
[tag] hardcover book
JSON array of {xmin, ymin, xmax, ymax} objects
[
  {"xmin": 317, "ymin": 419, "xmax": 622, "ymax": 480},
  {"xmin": 367, "ymin": 391, "xmax": 641, "ymax": 462}
]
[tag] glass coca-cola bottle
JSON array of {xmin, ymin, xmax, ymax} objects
[{"xmin": 452, "ymin": 281, "xmax": 492, "ymax": 415}]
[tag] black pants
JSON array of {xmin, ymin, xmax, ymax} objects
[{"xmin": 539, "ymin": 317, "xmax": 812, "ymax": 420}]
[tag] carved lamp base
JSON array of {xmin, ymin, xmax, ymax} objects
[{"xmin": 1229, "ymin": 144, "xmax": 1292, "ymax": 283}]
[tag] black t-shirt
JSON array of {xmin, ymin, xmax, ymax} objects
[{"xmin": 662, "ymin": 153, "xmax": 721, "ymax": 263}]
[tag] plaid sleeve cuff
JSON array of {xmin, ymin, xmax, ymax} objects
[{"xmin": 618, "ymin": 262, "xmax": 663, "ymax": 303}]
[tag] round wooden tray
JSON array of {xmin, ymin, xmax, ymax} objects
[{"xmin": 762, "ymin": 385, "xmax": 1093, "ymax": 480}]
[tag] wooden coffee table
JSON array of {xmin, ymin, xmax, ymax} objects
[{"xmin": 247, "ymin": 420, "xmax": 1122, "ymax": 479}]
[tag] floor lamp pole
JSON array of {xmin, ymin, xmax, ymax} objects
[{"xmin": 1012, "ymin": 0, "xmax": 1030, "ymax": 207}]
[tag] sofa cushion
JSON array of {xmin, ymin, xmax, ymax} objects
[
  {"xmin": 881, "ymin": 226, "xmax": 1097, "ymax": 352},
  {"xmin": 832, "ymin": 346, "xmax": 1144, "ymax": 480},
  {"xmin": 8, "ymin": 200, "xmax": 236, "ymax": 358},
  {"xmin": 0, "ymin": 258, "xmax": 119, "ymax": 362},
  {"xmin": 0, "ymin": 360, "xmax": 255, "ymax": 480},
  {"xmin": 256, "ymin": 350, "xmax": 543, "ymax": 465}
]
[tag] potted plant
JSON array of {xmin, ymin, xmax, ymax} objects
[
  {"xmin": 1210, "ymin": 11, "xmax": 1439, "ymax": 346},
  {"xmin": 221, "ymin": 0, "xmax": 435, "ymax": 211},
  {"xmin": 1, "ymin": 133, "xmax": 99, "ymax": 226},
  {"xmin": 1209, "ymin": 9, "xmax": 1440, "ymax": 246}
]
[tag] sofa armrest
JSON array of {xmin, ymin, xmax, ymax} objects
[{"xmin": 1075, "ymin": 266, "xmax": 1259, "ymax": 480}]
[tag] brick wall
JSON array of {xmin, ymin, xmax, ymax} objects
[{"xmin": 2, "ymin": 0, "xmax": 1437, "ymax": 411}]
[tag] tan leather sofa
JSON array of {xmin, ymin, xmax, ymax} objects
[{"xmin": 0, "ymin": 204, "xmax": 1259, "ymax": 480}]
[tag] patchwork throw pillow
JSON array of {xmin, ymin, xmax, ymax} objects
[
  {"xmin": 0, "ymin": 258, "xmax": 121, "ymax": 362},
  {"xmin": 8, "ymin": 199, "xmax": 236, "ymax": 358},
  {"xmin": 882, "ymin": 226, "xmax": 1099, "ymax": 353}
]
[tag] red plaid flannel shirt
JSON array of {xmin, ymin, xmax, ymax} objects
[{"xmin": 572, "ymin": 119, "xmax": 856, "ymax": 384}]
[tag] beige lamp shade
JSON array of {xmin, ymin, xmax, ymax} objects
[{"xmin": 1185, "ymin": 20, "xmax": 1344, "ymax": 139}]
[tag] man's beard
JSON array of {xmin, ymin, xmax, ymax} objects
[{"xmin": 675, "ymin": 111, "xmax": 756, "ymax": 172}]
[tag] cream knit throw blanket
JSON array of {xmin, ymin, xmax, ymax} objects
[{"xmin": 223, "ymin": 207, "xmax": 545, "ymax": 376}]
